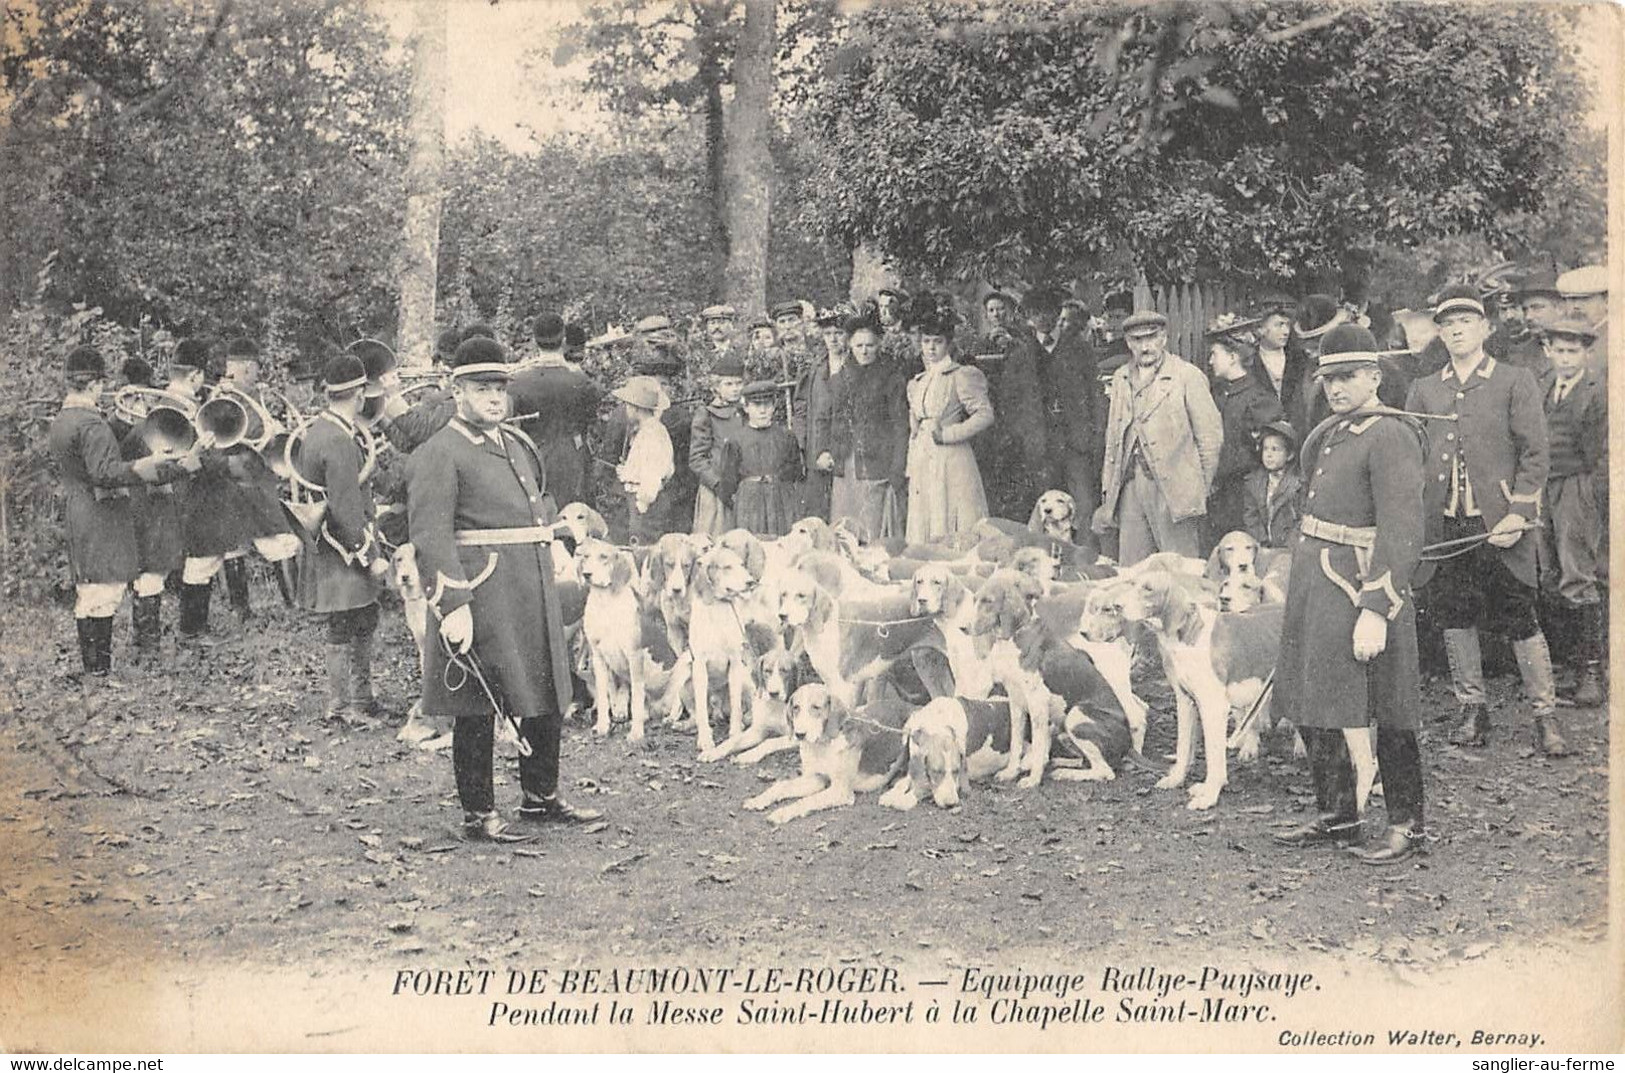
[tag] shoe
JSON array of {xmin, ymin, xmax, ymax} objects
[
  {"xmin": 1572, "ymin": 663, "xmax": 1604, "ymax": 708},
  {"xmin": 1348, "ymin": 825, "xmax": 1424, "ymax": 865},
  {"xmin": 516, "ymin": 795, "xmax": 603, "ymax": 824},
  {"xmin": 1533, "ymin": 715, "xmax": 1570, "ymax": 758},
  {"xmin": 1446, "ymin": 703, "xmax": 1490, "ymax": 747},
  {"xmin": 1272, "ymin": 817, "xmax": 1362, "ymax": 848},
  {"xmin": 460, "ymin": 812, "xmax": 533, "ymax": 843}
]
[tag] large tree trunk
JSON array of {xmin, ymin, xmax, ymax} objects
[
  {"xmin": 719, "ymin": 0, "xmax": 774, "ymax": 314},
  {"xmin": 695, "ymin": 0, "xmax": 730, "ymax": 263},
  {"xmin": 396, "ymin": 0, "xmax": 447, "ymax": 371}
]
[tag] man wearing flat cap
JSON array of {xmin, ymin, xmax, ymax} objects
[
  {"xmin": 1273, "ymin": 324, "xmax": 1428, "ymax": 865},
  {"xmin": 408, "ymin": 337, "xmax": 600, "ymax": 842},
  {"xmin": 1405, "ymin": 284, "xmax": 1559, "ymax": 757},
  {"xmin": 1557, "ymin": 264, "xmax": 1608, "ymax": 377},
  {"xmin": 1534, "ymin": 314, "xmax": 1608, "ymax": 709},
  {"xmin": 1093, "ymin": 310, "xmax": 1223, "ymax": 565},
  {"xmin": 699, "ymin": 304, "xmax": 742, "ymax": 371}
]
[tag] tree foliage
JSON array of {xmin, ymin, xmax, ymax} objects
[{"xmin": 810, "ymin": 0, "xmax": 1595, "ymax": 287}]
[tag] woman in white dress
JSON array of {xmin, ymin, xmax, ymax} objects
[{"xmin": 905, "ymin": 306, "xmax": 995, "ymax": 544}]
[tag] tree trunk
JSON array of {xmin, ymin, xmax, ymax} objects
[
  {"xmin": 848, "ymin": 242, "xmax": 898, "ymax": 306},
  {"xmin": 719, "ymin": 0, "xmax": 774, "ymax": 314},
  {"xmin": 396, "ymin": 0, "xmax": 447, "ymax": 371},
  {"xmin": 695, "ymin": 0, "xmax": 731, "ymax": 264}
]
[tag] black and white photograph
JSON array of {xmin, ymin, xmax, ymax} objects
[{"xmin": 0, "ymin": 0, "xmax": 1618, "ymax": 1056}]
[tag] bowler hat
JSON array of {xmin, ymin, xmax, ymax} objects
[
  {"xmin": 322, "ymin": 354, "xmax": 368, "ymax": 394},
  {"xmin": 66, "ymin": 345, "xmax": 106, "ymax": 379},
  {"xmin": 450, "ymin": 336, "xmax": 513, "ymax": 382},
  {"xmin": 1020, "ymin": 286, "xmax": 1067, "ymax": 316},
  {"xmin": 1314, "ymin": 324, "xmax": 1382, "ymax": 376},
  {"xmin": 121, "ymin": 357, "xmax": 154, "ymax": 388},
  {"xmin": 612, "ymin": 376, "xmax": 670, "ymax": 413},
  {"xmin": 1120, "ymin": 310, "xmax": 1168, "ymax": 337},
  {"xmin": 1431, "ymin": 284, "xmax": 1486, "ymax": 323},
  {"xmin": 1255, "ymin": 418, "xmax": 1299, "ymax": 454},
  {"xmin": 1556, "ymin": 265, "xmax": 1607, "ymax": 298},
  {"xmin": 347, "ymin": 338, "xmax": 397, "ymax": 380}
]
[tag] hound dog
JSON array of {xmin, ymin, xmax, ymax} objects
[
  {"xmin": 577, "ymin": 539, "xmax": 685, "ymax": 743},
  {"xmin": 790, "ymin": 548, "xmax": 900, "ymax": 603},
  {"xmin": 1067, "ymin": 580, "xmax": 1151, "ymax": 755},
  {"xmin": 742, "ymin": 684, "xmax": 912, "ymax": 825},
  {"xmin": 777, "ymin": 568, "xmax": 934, "ymax": 708},
  {"xmin": 1212, "ymin": 572, "xmax": 1378, "ymax": 810},
  {"xmin": 698, "ymin": 647, "xmax": 800, "ymax": 764},
  {"xmin": 879, "ymin": 695, "xmax": 1013, "ymax": 810},
  {"xmin": 1028, "ymin": 489, "xmax": 1081, "ymax": 543},
  {"xmin": 643, "ymin": 532, "xmax": 709, "ymax": 723},
  {"xmin": 906, "ymin": 563, "xmax": 993, "ymax": 700},
  {"xmin": 688, "ymin": 544, "xmax": 776, "ymax": 753},
  {"xmin": 1115, "ymin": 570, "xmax": 1286, "ymax": 810},
  {"xmin": 1205, "ymin": 530, "xmax": 1290, "ymax": 603},
  {"xmin": 554, "ymin": 501, "xmax": 610, "ymax": 580},
  {"xmin": 966, "ymin": 570, "xmax": 1061, "ymax": 787}
]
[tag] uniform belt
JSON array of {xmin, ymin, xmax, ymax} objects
[
  {"xmin": 92, "ymin": 487, "xmax": 131, "ymax": 501},
  {"xmin": 740, "ymin": 475, "xmax": 778, "ymax": 484},
  {"xmin": 1300, "ymin": 514, "xmax": 1376, "ymax": 549},
  {"xmin": 453, "ymin": 525, "xmax": 554, "ymax": 547}
]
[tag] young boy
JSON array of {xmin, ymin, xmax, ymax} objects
[
  {"xmin": 689, "ymin": 354, "xmax": 746, "ymax": 535},
  {"xmin": 1206, "ymin": 328, "xmax": 1284, "ymax": 549},
  {"xmin": 1535, "ymin": 314, "xmax": 1608, "ymax": 707},
  {"xmin": 1242, "ymin": 419, "xmax": 1303, "ymax": 548},
  {"xmin": 731, "ymin": 380, "xmax": 804, "ymax": 538},
  {"xmin": 613, "ymin": 376, "xmax": 676, "ymax": 544}
]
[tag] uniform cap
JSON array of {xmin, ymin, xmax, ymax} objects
[
  {"xmin": 322, "ymin": 354, "xmax": 368, "ymax": 393},
  {"xmin": 450, "ymin": 336, "xmax": 513, "ymax": 382},
  {"xmin": 1314, "ymin": 324, "xmax": 1382, "ymax": 376}
]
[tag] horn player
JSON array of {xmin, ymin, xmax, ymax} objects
[
  {"xmin": 48, "ymin": 345, "xmax": 188, "ymax": 681},
  {"xmin": 216, "ymin": 337, "xmax": 300, "ymax": 619},
  {"xmin": 298, "ymin": 353, "xmax": 392, "ymax": 727}
]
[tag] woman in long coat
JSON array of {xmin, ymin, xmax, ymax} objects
[
  {"xmin": 829, "ymin": 320, "xmax": 909, "ymax": 542},
  {"xmin": 905, "ymin": 311, "xmax": 994, "ymax": 544}
]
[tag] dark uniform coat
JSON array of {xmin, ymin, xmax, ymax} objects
[
  {"xmin": 227, "ymin": 386, "xmax": 294, "ymax": 540},
  {"xmin": 375, "ymin": 386, "xmax": 456, "ymax": 548},
  {"xmin": 295, "ymin": 410, "xmax": 383, "ymax": 614},
  {"xmin": 793, "ymin": 354, "xmax": 839, "ymax": 520},
  {"xmin": 1274, "ymin": 410, "xmax": 1426, "ymax": 730},
  {"xmin": 182, "ymin": 448, "xmax": 250, "ymax": 557},
  {"xmin": 966, "ymin": 329, "xmax": 1048, "ymax": 522},
  {"xmin": 48, "ymin": 406, "xmax": 148, "ymax": 584},
  {"xmin": 120, "ymin": 427, "xmax": 186, "ymax": 576},
  {"xmin": 1404, "ymin": 354, "xmax": 1549, "ymax": 588},
  {"xmin": 408, "ymin": 417, "xmax": 573, "ymax": 719},
  {"xmin": 509, "ymin": 361, "xmax": 602, "ymax": 508},
  {"xmin": 1037, "ymin": 325, "xmax": 1101, "ymax": 521}
]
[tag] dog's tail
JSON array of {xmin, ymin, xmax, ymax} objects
[
  {"xmin": 1121, "ymin": 747, "xmax": 1165, "ymax": 774},
  {"xmin": 878, "ymin": 723, "xmax": 914, "ymax": 791}
]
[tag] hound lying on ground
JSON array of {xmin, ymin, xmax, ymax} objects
[{"xmin": 742, "ymin": 684, "xmax": 913, "ymax": 825}]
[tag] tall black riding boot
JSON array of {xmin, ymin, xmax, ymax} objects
[
  {"xmin": 88, "ymin": 615, "xmax": 115, "ymax": 677},
  {"xmin": 1352, "ymin": 728, "xmax": 1426, "ymax": 865},
  {"xmin": 1573, "ymin": 603, "xmax": 1606, "ymax": 708},
  {"xmin": 1274, "ymin": 728, "xmax": 1362, "ymax": 847},
  {"xmin": 132, "ymin": 594, "xmax": 162, "ymax": 663},
  {"xmin": 223, "ymin": 558, "xmax": 253, "ymax": 620},
  {"xmin": 178, "ymin": 582, "xmax": 213, "ymax": 639},
  {"xmin": 75, "ymin": 617, "xmax": 98, "ymax": 677}
]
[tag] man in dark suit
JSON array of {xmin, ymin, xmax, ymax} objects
[
  {"xmin": 509, "ymin": 312, "xmax": 603, "ymax": 509},
  {"xmin": 967, "ymin": 289, "xmax": 1048, "ymax": 524},
  {"xmin": 1406, "ymin": 285, "xmax": 1556, "ymax": 755},
  {"xmin": 1024, "ymin": 286, "xmax": 1099, "ymax": 549}
]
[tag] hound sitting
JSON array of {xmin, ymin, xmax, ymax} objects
[
  {"xmin": 578, "ymin": 539, "xmax": 681, "ymax": 743},
  {"xmin": 1205, "ymin": 530, "xmax": 1290, "ymax": 603},
  {"xmin": 777, "ymin": 567, "xmax": 934, "ymax": 708},
  {"xmin": 966, "ymin": 570, "xmax": 1060, "ymax": 788},
  {"xmin": 643, "ymin": 532, "xmax": 708, "ymax": 724},
  {"xmin": 1115, "ymin": 570, "xmax": 1283, "ymax": 810},
  {"xmin": 1067, "ymin": 580, "xmax": 1150, "ymax": 755},
  {"xmin": 742, "ymin": 684, "xmax": 912, "ymax": 825},
  {"xmin": 688, "ymin": 544, "xmax": 776, "ymax": 753},
  {"xmin": 904, "ymin": 563, "xmax": 993, "ymax": 700},
  {"xmin": 698, "ymin": 647, "xmax": 800, "ymax": 764}
]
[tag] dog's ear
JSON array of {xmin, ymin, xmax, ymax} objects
[
  {"xmin": 645, "ymin": 548, "xmax": 667, "ymax": 590},
  {"xmin": 806, "ymin": 582, "xmax": 836, "ymax": 638},
  {"xmin": 1203, "ymin": 541, "xmax": 1227, "ymax": 581},
  {"xmin": 742, "ymin": 535, "xmax": 766, "ymax": 582},
  {"xmin": 1026, "ymin": 496, "xmax": 1048, "ymax": 533},
  {"xmin": 582, "ymin": 506, "xmax": 609, "ymax": 540},
  {"xmin": 941, "ymin": 574, "xmax": 969, "ymax": 619},
  {"xmin": 693, "ymin": 552, "xmax": 718, "ymax": 601},
  {"xmin": 1056, "ymin": 491, "xmax": 1076, "ymax": 521},
  {"xmin": 611, "ymin": 550, "xmax": 634, "ymax": 592},
  {"xmin": 996, "ymin": 581, "xmax": 1028, "ymax": 638},
  {"xmin": 1163, "ymin": 580, "xmax": 1205, "ymax": 644},
  {"xmin": 822, "ymin": 691, "xmax": 852, "ymax": 736}
]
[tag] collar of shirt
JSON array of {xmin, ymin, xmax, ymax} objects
[
  {"xmin": 1554, "ymin": 371, "xmax": 1584, "ymax": 395},
  {"xmin": 1444, "ymin": 350, "xmax": 1489, "ymax": 384}
]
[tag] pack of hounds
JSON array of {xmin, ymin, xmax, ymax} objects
[{"xmin": 394, "ymin": 490, "xmax": 1381, "ymax": 827}]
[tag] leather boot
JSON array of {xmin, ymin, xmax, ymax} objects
[
  {"xmin": 1573, "ymin": 603, "xmax": 1606, "ymax": 708},
  {"xmin": 89, "ymin": 615, "xmax": 115, "ymax": 677},
  {"xmin": 324, "ymin": 643, "xmax": 353, "ymax": 722},
  {"xmin": 1441, "ymin": 627, "xmax": 1488, "ymax": 712},
  {"xmin": 132, "ymin": 595, "xmax": 162, "ymax": 663},
  {"xmin": 1447, "ymin": 703, "xmax": 1490, "ymax": 747},
  {"xmin": 178, "ymin": 582, "xmax": 212, "ymax": 638},
  {"xmin": 1274, "ymin": 728, "xmax": 1362, "ymax": 847},
  {"xmin": 224, "ymin": 558, "xmax": 253, "ymax": 620},
  {"xmin": 75, "ymin": 618, "xmax": 98, "ymax": 677},
  {"xmin": 1349, "ymin": 823, "xmax": 1424, "ymax": 865},
  {"xmin": 1512, "ymin": 632, "xmax": 1559, "ymax": 753},
  {"xmin": 1375, "ymin": 728, "xmax": 1424, "ymax": 830},
  {"xmin": 347, "ymin": 633, "xmax": 382, "ymax": 726}
]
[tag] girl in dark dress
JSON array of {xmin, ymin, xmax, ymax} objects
[{"xmin": 730, "ymin": 381, "xmax": 804, "ymax": 538}]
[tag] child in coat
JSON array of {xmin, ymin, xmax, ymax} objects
[
  {"xmin": 730, "ymin": 380, "xmax": 804, "ymax": 538},
  {"xmin": 689, "ymin": 355, "xmax": 745, "ymax": 535},
  {"xmin": 1241, "ymin": 419, "xmax": 1303, "ymax": 548},
  {"xmin": 1206, "ymin": 332, "xmax": 1284, "ymax": 550}
]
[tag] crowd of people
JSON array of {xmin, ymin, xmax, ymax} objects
[{"xmin": 46, "ymin": 259, "xmax": 1610, "ymax": 843}]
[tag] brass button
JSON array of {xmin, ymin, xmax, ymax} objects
[{"xmin": 1307, "ymin": 491, "xmax": 1316, "ymax": 499}]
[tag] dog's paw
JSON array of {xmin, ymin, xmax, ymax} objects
[
  {"xmin": 1186, "ymin": 781, "xmax": 1222, "ymax": 810},
  {"xmin": 742, "ymin": 794, "xmax": 770, "ymax": 812},
  {"xmin": 1018, "ymin": 770, "xmax": 1044, "ymax": 790},
  {"xmin": 696, "ymin": 746, "xmax": 726, "ymax": 763},
  {"xmin": 628, "ymin": 729, "xmax": 647, "ymax": 747},
  {"xmin": 593, "ymin": 720, "xmax": 611, "ymax": 738},
  {"xmin": 879, "ymin": 789, "xmax": 917, "ymax": 812},
  {"xmin": 994, "ymin": 765, "xmax": 1022, "ymax": 784},
  {"xmin": 766, "ymin": 808, "xmax": 796, "ymax": 826},
  {"xmin": 1235, "ymin": 738, "xmax": 1260, "ymax": 764},
  {"xmin": 1155, "ymin": 771, "xmax": 1186, "ymax": 790}
]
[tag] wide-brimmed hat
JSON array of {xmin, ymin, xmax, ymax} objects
[
  {"xmin": 1120, "ymin": 310, "xmax": 1168, "ymax": 338},
  {"xmin": 1314, "ymin": 324, "xmax": 1382, "ymax": 376},
  {"xmin": 1205, "ymin": 312, "xmax": 1260, "ymax": 342},
  {"xmin": 450, "ymin": 336, "xmax": 513, "ymax": 382},
  {"xmin": 1255, "ymin": 418, "xmax": 1299, "ymax": 454},
  {"xmin": 1512, "ymin": 268, "xmax": 1564, "ymax": 302},
  {"xmin": 1431, "ymin": 283, "xmax": 1486, "ymax": 323},
  {"xmin": 1540, "ymin": 313, "xmax": 1598, "ymax": 346},
  {"xmin": 612, "ymin": 375, "xmax": 671, "ymax": 413}
]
